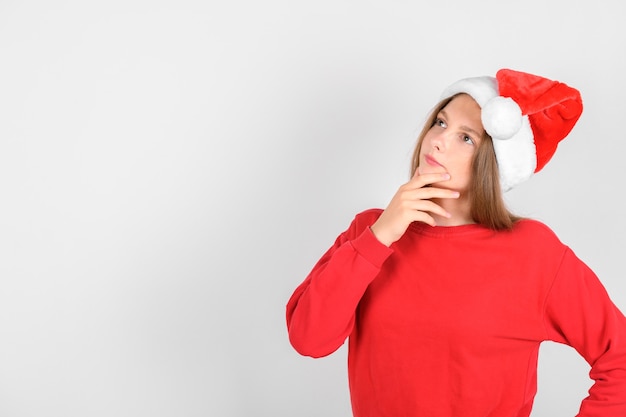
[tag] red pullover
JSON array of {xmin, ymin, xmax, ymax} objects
[{"xmin": 286, "ymin": 209, "xmax": 626, "ymax": 417}]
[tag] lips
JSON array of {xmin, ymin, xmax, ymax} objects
[{"xmin": 425, "ymin": 154, "xmax": 444, "ymax": 168}]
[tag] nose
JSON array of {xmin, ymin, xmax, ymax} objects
[{"xmin": 431, "ymin": 131, "xmax": 447, "ymax": 152}]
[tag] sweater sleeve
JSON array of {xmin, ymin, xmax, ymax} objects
[
  {"xmin": 543, "ymin": 248, "xmax": 626, "ymax": 416},
  {"xmin": 286, "ymin": 211, "xmax": 393, "ymax": 358}
]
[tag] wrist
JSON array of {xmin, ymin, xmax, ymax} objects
[{"xmin": 369, "ymin": 225, "xmax": 393, "ymax": 247}]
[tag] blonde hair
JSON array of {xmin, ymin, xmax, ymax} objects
[{"xmin": 410, "ymin": 94, "xmax": 521, "ymax": 231}]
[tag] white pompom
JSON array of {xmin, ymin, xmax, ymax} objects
[{"xmin": 481, "ymin": 96, "xmax": 523, "ymax": 140}]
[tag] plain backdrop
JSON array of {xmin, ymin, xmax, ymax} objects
[{"xmin": 0, "ymin": 1, "xmax": 625, "ymax": 416}]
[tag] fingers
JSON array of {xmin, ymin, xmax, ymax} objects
[
  {"xmin": 373, "ymin": 171, "xmax": 462, "ymax": 245},
  {"xmin": 408, "ymin": 211, "xmax": 438, "ymax": 227},
  {"xmin": 403, "ymin": 186, "xmax": 460, "ymax": 201},
  {"xmin": 395, "ymin": 173, "xmax": 459, "ymax": 224},
  {"xmin": 405, "ymin": 199, "xmax": 452, "ymax": 220},
  {"xmin": 403, "ymin": 172, "xmax": 459, "ymax": 199},
  {"xmin": 409, "ymin": 172, "xmax": 451, "ymax": 188},
  {"xmin": 392, "ymin": 198, "xmax": 450, "ymax": 227}
]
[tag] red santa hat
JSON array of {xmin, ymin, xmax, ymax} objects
[{"xmin": 440, "ymin": 69, "xmax": 583, "ymax": 191}]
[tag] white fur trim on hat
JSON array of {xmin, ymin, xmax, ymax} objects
[
  {"xmin": 441, "ymin": 76, "xmax": 498, "ymax": 107},
  {"xmin": 440, "ymin": 76, "xmax": 536, "ymax": 192},
  {"xmin": 491, "ymin": 118, "xmax": 536, "ymax": 191}
]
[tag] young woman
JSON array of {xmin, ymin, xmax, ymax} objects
[{"xmin": 286, "ymin": 69, "xmax": 626, "ymax": 417}]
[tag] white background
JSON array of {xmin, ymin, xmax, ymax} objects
[{"xmin": 0, "ymin": 1, "xmax": 625, "ymax": 416}]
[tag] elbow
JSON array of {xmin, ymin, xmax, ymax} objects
[{"xmin": 287, "ymin": 324, "xmax": 343, "ymax": 358}]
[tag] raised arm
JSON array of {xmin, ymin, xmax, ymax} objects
[{"xmin": 286, "ymin": 211, "xmax": 392, "ymax": 358}]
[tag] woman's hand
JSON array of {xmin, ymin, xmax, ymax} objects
[{"xmin": 370, "ymin": 172, "xmax": 460, "ymax": 246}]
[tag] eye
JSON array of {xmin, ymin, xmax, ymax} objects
[
  {"xmin": 462, "ymin": 134, "xmax": 475, "ymax": 145},
  {"xmin": 434, "ymin": 117, "xmax": 446, "ymax": 128}
]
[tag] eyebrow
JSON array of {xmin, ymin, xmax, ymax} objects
[{"xmin": 439, "ymin": 109, "xmax": 483, "ymax": 139}]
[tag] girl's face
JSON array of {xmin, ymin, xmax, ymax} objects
[{"xmin": 418, "ymin": 94, "xmax": 484, "ymax": 193}]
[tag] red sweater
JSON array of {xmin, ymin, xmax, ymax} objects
[{"xmin": 286, "ymin": 209, "xmax": 626, "ymax": 417}]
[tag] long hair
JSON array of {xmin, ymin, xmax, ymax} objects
[{"xmin": 410, "ymin": 94, "xmax": 521, "ymax": 231}]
